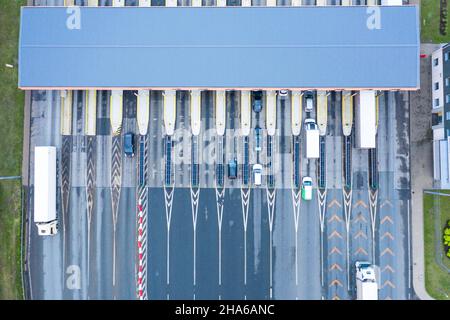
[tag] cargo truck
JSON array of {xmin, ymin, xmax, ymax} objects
[
  {"xmin": 304, "ymin": 118, "xmax": 319, "ymax": 158},
  {"xmin": 355, "ymin": 90, "xmax": 376, "ymax": 149},
  {"xmin": 34, "ymin": 146, "xmax": 58, "ymax": 236},
  {"xmin": 355, "ymin": 261, "xmax": 378, "ymax": 300}
]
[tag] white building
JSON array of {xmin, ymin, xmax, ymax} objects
[{"xmin": 431, "ymin": 43, "xmax": 450, "ymax": 188}]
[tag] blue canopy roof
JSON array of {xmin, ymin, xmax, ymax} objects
[{"xmin": 19, "ymin": 6, "xmax": 420, "ymax": 90}]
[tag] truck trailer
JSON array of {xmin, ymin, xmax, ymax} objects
[
  {"xmin": 34, "ymin": 146, "xmax": 58, "ymax": 236},
  {"xmin": 355, "ymin": 261, "xmax": 378, "ymax": 300},
  {"xmin": 355, "ymin": 90, "xmax": 376, "ymax": 149},
  {"xmin": 305, "ymin": 118, "xmax": 320, "ymax": 159}
]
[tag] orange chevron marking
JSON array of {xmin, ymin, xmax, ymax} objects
[
  {"xmin": 328, "ymin": 199, "xmax": 342, "ymax": 208},
  {"xmin": 328, "ymin": 230, "xmax": 343, "ymax": 239},
  {"xmin": 381, "ymin": 280, "xmax": 396, "ymax": 289},
  {"xmin": 380, "ymin": 199, "xmax": 393, "ymax": 209},
  {"xmin": 354, "ymin": 200, "xmax": 368, "ymax": 209},
  {"xmin": 329, "ymin": 247, "xmax": 342, "ymax": 255},
  {"xmin": 381, "ymin": 248, "xmax": 395, "ymax": 257},
  {"xmin": 381, "ymin": 232, "xmax": 394, "ymax": 240},
  {"xmin": 380, "ymin": 216, "xmax": 394, "ymax": 225},
  {"xmin": 328, "ymin": 214, "xmax": 343, "ymax": 223},
  {"xmin": 353, "ymin": 214, "xmax": 367, "ymax": 223},
  {"xmin": 329, "ymin": 279, "xmax": 343, "ymax": 287},
  {"xmin": 382, "ymin": 265, "xmax": 395, "ymax": 273},
  {"xmin": 354, "ymin": 230, "xmax": 367, "ymax": 239},
  {"xmin": 329, "ymin": 263, "xmax": 343, "ymax": 271},
  {"xmin": 354, "ymin": 247, "xmax": 368, "ymax": 256}
]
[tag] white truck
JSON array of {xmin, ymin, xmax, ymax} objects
[
  {"xmin": 355, "ymin": 261, "xmax": 378, "ymax": 300},
  {"xmin": 34, "ymin": 146, "xmax": 58, "ymax": 236},
  {"xmin": 355, "ymin": 90, "xmax": 376, "ymax": 149},
  {"xmin": 304, "ymin": 118, "xmax": 319, "ymax": 159}
]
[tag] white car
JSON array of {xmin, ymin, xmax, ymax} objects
[
  {"xmin": 278, "ymin": 90, "xmax": 288, "ymax": 98},
  {"xmin": 253, "ymin": 164, "xmax": 263, "ymax": 186}
]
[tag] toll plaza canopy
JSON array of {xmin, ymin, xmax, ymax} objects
[{"xmin": 18, "ymin": 6, "xmax": 420, "ymax": 90}]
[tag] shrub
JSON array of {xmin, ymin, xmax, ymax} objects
[{"xmin": 444, "ymin": 220, "xmax": 450, "ymax": 259}]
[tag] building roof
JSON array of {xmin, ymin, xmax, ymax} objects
[{"xmin": 19, "ymin": 6, "xmax": 420, "ymax": 90}]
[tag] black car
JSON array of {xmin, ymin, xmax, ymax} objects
[
  {"xmin": 255, "ymin": 126, "xmax": 262, "ymax": 151},
  {"xmin": 252, "ymin": 91, "xmax": 263, "ymax": 113},
  {"xmin": 228, "ymin": 158, "xmax": 238, "ymax": 179},
  {"xmin": 124, "ymin": 132, "xmax": 135, "ymax": 157}
]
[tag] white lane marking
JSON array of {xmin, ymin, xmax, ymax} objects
[
  {"xmin": 369, "ymin": 189, "xmax": 378, "ymax": 263},
  {"xmin": 291, "ymin": 189, "xmax": 301, "ymax": 285},
  {"xmin": 215, "ymin": 187, "xmax": 225, "ymax": 286},
  {"xmin": 407, "ymin": 199, "xmax": 411, "ymax": 291},
  {"xmin": 316, "ymin": 189, "xmax": 327, "ymax": 287},
  {"xmin": 27, "ymin": 189, "xmax": 33, "ymax": 299},
  {"xmin": 266, "ymin": 188, "xmax": 276, "ymax": 298},
  {"xmin": 343, "ymin": 189, "xmax": 352, "ymax": 291},
  {"xmin": 190, "ymin": 187, "xmax": 200, "ymax": 286},
  {"xmin": 111, "ymin": 136, "xmax": 122, "ymax": 287},
  {"xmin": 164, "ymin": 186, "xmax": 174, "ymax": 285},
  {"xmin": 241, "ymin": 187, "xmax": 250, "ymax": 285},
  {"xmin": 113, "ymin": 229, "xmax": 116, "ymax": 287}
]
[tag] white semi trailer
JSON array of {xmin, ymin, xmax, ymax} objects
[
  {"xmin": 305, "ymin": 118, "xmax": 320, "ymax": 159},
  {"xmin": 34, "ymin": 146, "xmax": 58, "ymax": 236},
  {"xmin": 355, "ymin": 261, "xmax": 378, "ymax": 300},
  {"xmin": 355, "ymin": 90, "xmax": 376, "ymax": 149}
]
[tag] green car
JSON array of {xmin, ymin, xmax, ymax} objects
[{"xmin": 301, "ymin": 177, "xmax": 313, "ymax": 201}]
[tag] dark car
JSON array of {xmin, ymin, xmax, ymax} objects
[
  {"xmin": 252, "ymin": 91, "xmax": 263, "ymax": 113},
  {"xmin": 304, "ymin": 90, "xmax": 314, "ymax": 112},
  {"xmin": 228, "ymin": 158, "xmax": 238, "ymax": 179},
  {"xmin": 124, "ymin": 132, "xmax": 135, "ymax": 157},
  {"xmin": 255, "ymin": 126, "xmax": 262, "ymax": 151}
]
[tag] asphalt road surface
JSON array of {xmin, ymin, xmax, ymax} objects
[{"xmin": 25, "ymin": 0, "xmax": 413, "ymax": 301}]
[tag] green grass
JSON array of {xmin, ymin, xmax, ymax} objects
[
  {"xmin": 0, "ymin": 0, "xmax": 26, "ymax": 300},
  {"xmin": 423, "ymin": 192, "xmax": 450, "ymax": 300},
  {"xmin": 0, "ymin": 181, "xmax": 23, "ymax": 300},
  {"xmin": 421, "ymin": 0, "xmax": 450, "ymax": 43}
]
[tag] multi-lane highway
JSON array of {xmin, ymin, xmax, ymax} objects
[{"xmin": 24, "ymin": 0, "xmax": 414, "ymax": 301}]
